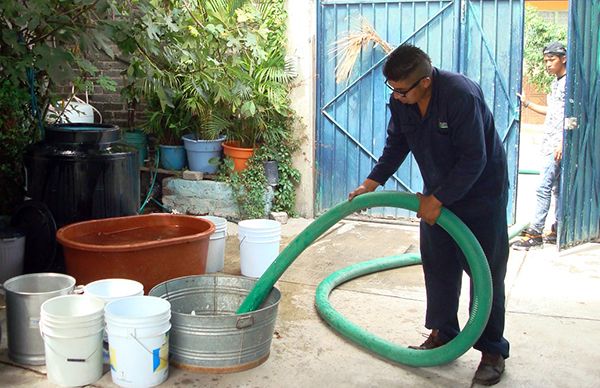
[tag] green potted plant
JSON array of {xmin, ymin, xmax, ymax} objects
[
  {"xmin": 116, "ymin": 1, "xmax": 297, "ymax": 173},
  {"xmin": 143, "ymin": 93, "xmax": 189, "ymax": 170},
  {"xmin": 115, "ymin": 1, "xmax": 229, "ymax": 173},
  {"xmin": 179, "ymin": 91, "xmax": 227, "ymax": 173},
  {"xmin": 120, "ymin": 80, "xmax": 148, "ymax": 166},
  {"xmin": 183, "ymin": 0, "xmax": 296, "ymax": 171}
]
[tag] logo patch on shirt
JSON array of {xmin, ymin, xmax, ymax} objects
[{"xmin": 438, "ymin": 121, "xmax": 449, "ymax": 135}]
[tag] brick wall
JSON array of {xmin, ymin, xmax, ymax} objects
[
  {"xmin": 59, "ymin": 47, "xmax": 146, "ymax": 130},
  {"xmin": 521, "ymin": 77, "xmax": 547, "ymax": 125}
]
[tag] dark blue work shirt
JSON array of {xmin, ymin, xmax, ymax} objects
[{"xmin": 368, "ymin": 68, "xmax": 508, "ymax": 206}]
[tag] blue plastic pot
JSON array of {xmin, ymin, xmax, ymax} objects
[
  {"xmin": 159, "ymin": 145, "xmax": 186, "ymax": 170},
  {"xmin": 182, "ymin": 134, "xmax": 225, "ymax": 174}
]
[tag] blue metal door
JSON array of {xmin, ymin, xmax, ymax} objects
[
  {"xmin": 559, "ymin": 1, "xmax": 600, "ymax": 249},
  {"xmin": 458, "ymin": 0, "xmax": 523, "ymax": 223},
  {"xmin": 316, "ymin": 0, "xmax": 524, "ymax": 221}
]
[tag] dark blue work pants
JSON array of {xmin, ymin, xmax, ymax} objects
[{"xmin": 419, "ymin": 193, "xmax": 510, "ymax": 358}]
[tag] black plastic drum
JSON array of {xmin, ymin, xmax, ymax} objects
[{"xmin": 23, "ymin": 124, "xmax": 140, "ymax": 229}]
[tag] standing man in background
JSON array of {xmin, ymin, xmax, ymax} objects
[
  {"xmin": 513, "ymin": 41, "xmax": 567, "ymax": 250},
  {"xmin": 349, "ymin": 44, "xmax": 509, "ymax": 386}
]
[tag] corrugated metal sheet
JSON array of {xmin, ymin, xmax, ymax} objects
[
  {"xmin": 559, "ymin": 0, "xmax": 600, "ymax": 249},
  {"xmin": 316, "ymin": 0, "xmax": 524, "ymax": 221}
]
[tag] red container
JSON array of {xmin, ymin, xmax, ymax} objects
[{"xmin": 56, "ymin": 214, "xmax": 215, "ymax": 292}]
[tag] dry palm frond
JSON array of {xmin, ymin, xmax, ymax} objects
[{"xmin": 331, "ymin": 17, "xmax": 393, "ymax": 84}]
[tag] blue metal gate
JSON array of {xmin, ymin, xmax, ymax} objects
[
  {"xmin": 560, "ymin": 1, "xmax": 600, "ymax": 249},
  {"xmin": 316, "ymin": 0, "xmax": 524, "ymax": 221}
]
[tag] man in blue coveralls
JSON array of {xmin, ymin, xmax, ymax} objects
[{"xmin": 349, "ymin": 44, "xmax": 509, "ymax": 386}]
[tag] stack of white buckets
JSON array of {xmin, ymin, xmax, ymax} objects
[
  {"xmin": 36, "ymin": 278, "xmax": 171, "ymax": 387},
  {"xmin": 40, "ymin": 294, "xmax": 106, "ymax": 386}
]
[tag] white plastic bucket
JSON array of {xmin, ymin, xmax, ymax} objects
[
  {"xmin": 40, "ymin": 295, "xmax": 105, "ymax": 387},
  {"xmin": 105, "ymin": 296, "xmax": 171, "ymax": 388},
  {"xmin": 84, "ymin": 279, "xmax": 144, "ymax": 364},
  {"xmin": 84, "ymin": 279, "xmax": 145, "ymax": 302},
  {"xmin": 199, "ymin": 216, "xmax": 228, "ymax": 273},
  {"xmin": 62, "ymin": 100, "xmax": 95, "ymax": 123},
  {"xmin": 238, "ymin": 219, "xmax": 281, "ymax": 278}
]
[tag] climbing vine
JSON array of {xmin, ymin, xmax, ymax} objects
[
  {"xmin": 253, "ymin": 128, "xmax": 301, "ymax": 217},
  {"xmin": 219, "ymin": 129, "xmax": 301, "ymax": 220},
  {"xmin": 221, "ymin": 157, "xmax": 268, "ymax": 220},
  {"xmin": 216, "ymin": 0, "xmax": 301, "ymax": 219}
]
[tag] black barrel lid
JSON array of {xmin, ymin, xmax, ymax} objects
[
  {"xmin": 45, "ymin": 123, "xmax": 121, "ymax": 145},
  {"xmin": 10, "ymin": 200, "xmax": 57, "ymax": 273}
]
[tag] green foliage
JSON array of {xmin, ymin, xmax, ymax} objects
[
  {"xmin": 218, "ymin": 119, "xmax": 301, "ymax": 219},
  {"xmin": 253, "ymin": 124, "xmax": 301, "ymax": 216},
  {"xmin": 0, "ymin": 81, "xmax": 33, "ymax": 215},
  {"xmin": 0, "ymin": 0, "xmax": 126, "ymax": 124},
  {"xmin": 116, "ymin": 0, "xmax": 296, "ymax": 147},
  {"xmin": 523, "ymin": 6, "xmax": 568, "ymax": 94},
  {"xmin": 143, "ymin": 94, "xmax": 191, "ymax": 145},
  {"xmin": 0, "ymin": 1, "xmax": 135, "ymax": 214},
  {"xmin": 0, "ymin": 0, "xmax": 301, "ymax": 217},
  {"xmin": 220, "ymin": 157, "xmax": 268, "ymax": 220}
]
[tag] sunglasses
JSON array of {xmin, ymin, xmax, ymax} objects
[{"xmin": 385, "ymin": 76, "xmax": 428, "ymax": 97}]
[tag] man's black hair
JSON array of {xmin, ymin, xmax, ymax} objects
[{"xmin": 383, "ymin": 44, "xmax": 433, "ymax": 81}]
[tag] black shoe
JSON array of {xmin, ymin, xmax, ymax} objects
[
  {"xmin": 408, "ymin": 330, "xmax": 446, "ymax": 350},
  {"xmin": 512, "ymin": 235, "xmax": 543, "ymax": 251},
  {"xmin": 473, "ymin": 353, "xmax": 505, "ymax": 386}
]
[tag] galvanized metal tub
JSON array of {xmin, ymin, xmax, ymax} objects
[
  {"xmin": 149, "ymin": 274, "xmax": 280, "ymax": 373},
  {"xmin": 3, "ymin": 273, "xmax": 76, "ymax": 365}
]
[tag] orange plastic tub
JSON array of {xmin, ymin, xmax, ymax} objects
[{"xmin": 56, "ymin": 214, "xmax": 215, "ymax": 292}]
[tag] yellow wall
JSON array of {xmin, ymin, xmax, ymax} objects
[{"xmin": 527, "ymin": 1, "xmax": 568, "ymax": 11}]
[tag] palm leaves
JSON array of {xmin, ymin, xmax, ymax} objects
[{"xmin": 127, "ymin": 0, "xmax": 294, "ymax": 147}]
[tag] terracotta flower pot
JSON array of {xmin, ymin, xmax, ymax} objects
[{"xmin": 222, "ymin": 141, "xmax": 255, "ymax": 171}]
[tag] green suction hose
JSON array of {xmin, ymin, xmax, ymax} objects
[
  {"xmin": 315, "ymin": 253, "xmax": 479, "ymax": 367},
  {"xmin": 315, "ymin": 212, "xmax": 527, "ymax": 367},
  {"xmin": 237, "ymin": 192, "xmax": 494, "ymax": 367},
  {"xmin": 518, "ymin": 168, "xmax": 540, "ymax": 175}
]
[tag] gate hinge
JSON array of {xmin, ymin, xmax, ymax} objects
[{"xmin": 565, "ymin": 117, "xmax": 578, "ymax": 131}]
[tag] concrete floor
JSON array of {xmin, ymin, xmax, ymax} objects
[
  {"xmin": 1, "ymin": 218, "xmax": 600, "ymax": 387},
  {"xmin": 2, "ymin": 124, "xmax": 599, "ymax": 387}
]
